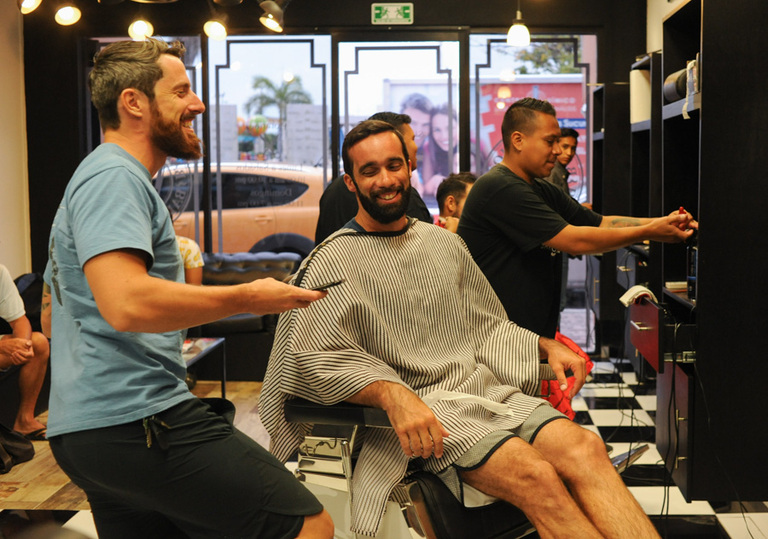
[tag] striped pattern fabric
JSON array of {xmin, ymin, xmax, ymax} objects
[{"xmin": 260, "ymin": 219, "xmax": 549, "ymax": 536}]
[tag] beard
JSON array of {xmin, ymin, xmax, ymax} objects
[
  {"xmin": 150, "ymin": 103, "xmax": 203, "ymax": 161},
  {"xmin": 355, "ymin": 182, "xmax": 411, "ymax": 225}
]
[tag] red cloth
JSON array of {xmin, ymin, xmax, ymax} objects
[{"xmin": 541, "ymin": 331, "xmax": 594, "ymax": 420}]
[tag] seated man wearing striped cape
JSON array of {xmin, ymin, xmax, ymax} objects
[{"xmin": 260, "ymin": 120, "xmax": 659, "ymax": 539}]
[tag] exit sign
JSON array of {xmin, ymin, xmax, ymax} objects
[{"xmin": 371, "ymin": 3, "xmax": 414, "ymax": 25}]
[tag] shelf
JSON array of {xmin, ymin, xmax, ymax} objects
[
  {"xmin": 662, "ymin": 92, "xmax": 701, "ymax": 120},
  {"xmin": 631, "ymin": 120, "xmax": 650, "ymax": 133},
  {"xmin": 663, "ymin": 287, "xmax": 695, "ymax": 309},
  {"xmin": 642, "ymin": 0, "xmax": 768, "ymax": 504},
  {"xmin": 592, "ymin": 131, "xmax": 604, "ymax": 141},
  {"xmin": 662, "ymin": 0, "xmax": 701, "ymax": 83},
  {"xmin": 631, "ymin": 55, "xmax": 651, "ymax": 71}
]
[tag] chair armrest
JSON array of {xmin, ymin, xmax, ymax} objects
[{"xmin": 284, "ymin": 398, "xmax": 391, "ymax": 428}]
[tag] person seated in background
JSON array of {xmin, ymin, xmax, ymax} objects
[
  {"xmin": 314, "ymin": 111, "xmax": 432, "ymax": 245},
  {"xmin": 260, "ymin": 120, "xmax": 661, "ymax": 539},
  {"xmin": 0, "ymin": 263, "xmax": 49, "ymax": 441},
  {"xmin": 176, "ymin": 236, "xmax": 204, "ymax": 285},
  {"xmin": 434, "ymin": 171, "xmax": 476, "ymax": 233}
]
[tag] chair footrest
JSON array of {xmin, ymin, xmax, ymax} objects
[{"xmin": 296, "ymin": 471, "xmax": 349, "ymax": 492}]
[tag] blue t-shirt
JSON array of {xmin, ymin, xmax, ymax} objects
[{"xmin": 44, "ymin": 143, "xmax": 194, "ymax": 437}]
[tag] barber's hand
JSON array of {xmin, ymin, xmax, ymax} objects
[
  {"xmin": 442, "ymin": 216, "xmax": 460, "ymax": 233},
  {"xmin": 1, "ymin": 338, "xmax": 34, "ymax": 365},
  {"xmin": 242, "ymin": 278, "xmax": 327, "ymax": 315},
  {"xmin": 646, "ymin": 213, "xmax": 696, "ymax": 243},
  {"xmin": 667, "ymin": 208, "xmax": 699, "ymax": 232},
  {"xmin": 539, "ymin": 337, "xmax": 586, "ymax": 399},
  {"xmin": 383, "ymin": 385, "xmax": 450, "ymax": 459}
]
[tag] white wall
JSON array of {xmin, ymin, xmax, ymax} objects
[
  {"xmin": 647, "ymin": 0, "xmax": 687, "ymax": 52},
  {"xmin": 0, "ymin": 4, "xmax": 31, "ymax": 278}
]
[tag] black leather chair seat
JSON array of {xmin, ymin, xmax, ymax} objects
[
  {"xmin": 187, "ymin": 251, "xmax": 302, "ymax": 381},
  {"xmin": 202, "ymin": 252, "xmax": 301, "ymax": 285}
]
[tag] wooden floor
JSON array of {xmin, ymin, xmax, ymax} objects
[{"xmin": 0, "ymin": 381, "xmax": 267, "ymax": 512}]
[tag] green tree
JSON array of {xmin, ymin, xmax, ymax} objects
[
  {"xmin": 514, "ymin": 42, "xmax": 580, "ymax": 75},
  {"xmin": 245, "ymin": 75, "xmax": 312, "ymax": 160}
]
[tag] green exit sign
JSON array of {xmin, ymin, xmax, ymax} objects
[{"xmin": 371, "ymin": 3, "xmax": 414, "ymax": 25}]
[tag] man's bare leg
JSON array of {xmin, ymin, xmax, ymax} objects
[
  {"xmin": 295, "ymin": 509, "xmax": 334, "ymax": 539},
  {"xmin": 14, "ymin": 332, "xmax": 49, "ymax": 435},
  {"xmin": 533, "ymin": 419, "xmax": 660, "ymax": 538},
  {"xmin": 460, "ymin": 437, "xmax": 602, "ymax": 539}
]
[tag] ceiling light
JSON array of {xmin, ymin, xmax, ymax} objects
[
  {"xmin": 54, "ymin": 3, "xmax": 81, "ymax": 25},
  {"xmin": 128, "ymin": 18, "xmax": 154, "ymax": 40},
  {"xmin": 18, "ymin": 0, "xmax": 43, "ymax": 14},
  {"xmin": 259, "ymin": 0, "xmax": 291, "ymax": 33},
  {"xmin": 204, "ymin": 19, "xmax": 228, "ymax": 41},
  {"xmin": 506, "ymin": 0, "xmax": 530, "ymax": 47}
]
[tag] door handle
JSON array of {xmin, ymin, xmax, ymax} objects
[{"xmin": 630, "ymin": 320, "xmax": 651, "ymax": 331}]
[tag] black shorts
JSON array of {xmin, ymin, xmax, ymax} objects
[{"xmin": 50, "ymin": 398, "xmax": 323, "ymax": 539}]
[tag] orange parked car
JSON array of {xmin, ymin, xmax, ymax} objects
[{"xmin": 155, "ymin": 161, "xmax": 326, "ymax": 257}]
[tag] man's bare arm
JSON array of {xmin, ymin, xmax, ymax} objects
[
  {"xmin": 544, "ymin": 211, "xmax": 696, "ymax": 256},
  {"xmin": 347, "ymin": 380, "xmax": 449, "ymax": 459},
  {"xmin": 9, "ymin": 315, "xmax": 32, "ymax": 341},
  {"xmin": 0, "ymin": 317, "xmax": 34, "ymax": 365},
  {"xmin": 83, "ymin": 248, "xmax": 326, "ymax": 333},
  {"xmin": 599, "ymin": 215, "xmax": 652, "ymax": 228}
]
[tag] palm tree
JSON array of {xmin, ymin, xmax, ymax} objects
[{"xmin": 245, "ymin": 75, "xmax": 312, "ymax": 161}]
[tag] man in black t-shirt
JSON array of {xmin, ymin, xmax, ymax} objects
[{"xmin": 458, "ymin": 98, "xmax": 697, "ymax": 338}]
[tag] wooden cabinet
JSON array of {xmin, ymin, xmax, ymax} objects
[{"xmin": 629, "ymin": 0, "xmax": 768, "ymax": 502}]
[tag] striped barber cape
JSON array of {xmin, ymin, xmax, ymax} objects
[{"xmin": 259, "ymin": 219, "xmax": 548, "ymax": 536}]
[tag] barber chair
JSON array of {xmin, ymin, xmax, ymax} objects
[
  {"xmin": 284, "ymin": 397, "xmax": 649, "ymax": 539},
  {"xmin": 284, "ymin": 398, "xmax": 536, "ymax": 539},
  {"xmin": 282, "ymin": 359, "xmax": 649, "ymax": 539}
]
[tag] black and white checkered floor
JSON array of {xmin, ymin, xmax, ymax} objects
[{"xmin": 561, "ymin": 309, "xmax": 768, "ymax": 539}]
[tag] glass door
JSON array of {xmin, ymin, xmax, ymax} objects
[
  {"xmin": 334, "ymin": 31, "xmax": 466, "ymax": 211},
  {"xmin": 469, "ymin": 34, "xmax": 595, "ymax": 203}
]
